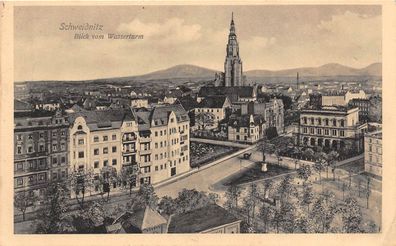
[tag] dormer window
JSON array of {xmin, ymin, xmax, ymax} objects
[{"xmin": 77, "ymin": 125, "xmax": 83, "ymax": 130}]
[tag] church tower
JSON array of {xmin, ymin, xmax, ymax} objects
[{"xmin": 224, "ymin": 13, "xmax": 244, "ymax": 87}]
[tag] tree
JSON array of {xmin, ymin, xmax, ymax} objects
[
  {"xmin": 242, "ymin": 184, "xmax": 260, "ymax": 227},
  {"xmin": 301, "ymin": 182, "xmax": 315, "ymax": 212},
  {"xmin": 338, "ymin": 197, "xmax": 362, "ymax": 233},
  {"xmin": 278, "ymin": 201, "xmax": 298, "ymax": 233},
  {"xmin": 224, "ymin": 184, "xmax": 242, "ymax": 212},
  {"xmin": 259, "ymin": 204, "xmax": 275, "ymax": 233},
  {"xmin": 174, "ymin": 189, "xmax": 212, "ymax": 214},
  {"xmin": 35, "ymin": 182, "xmax": 73, "ymax": 234},
  {"xmin": 14, "ymin": 191, "xmax": 38, "ymax": 221},
  {"xmin": 99, "ymin": 166, "xmax": 118, "ymax": 201},
  {"xmin": 313, "ymin": 151, "xmax": 327, "ymax": 185},
  {"xmin": 297, "ymin": 164, "xmax": 312, "ymax": 184},
  {"xmin": 327, "ymin": 151, "xmax": 339, "ymax": 181},
  {"xmin": 303, "ymin": 148, "xmax": 315, "ymax": 161},
  {"xmin": 158, "ymin": 196, "xmax": 178, "ymax": 216},
  {"xmin": 277, "ymin": 174, "xmax": 297, "ymax": 202},
  {"xmin": 262, "ymin": 179, "xmax": 274, "ymax": 199},
  {"xmin": 311, "ymin": 191, "xmax": 338, "ymax": 233},
  {"xmin": 195, "ymin": 112, "xmax": 215, "ymax": 130},
  {"xmin": 135, "ymin": 183, "xmax": 159, "ymax": 209},
  {"xmin": 265, "ymin": 127, "xmax": 278, "ymax": 140},
  {"xmin": 208, "ymin": 192, "xmax": 220, "ymax": 204},
  {"xmin": 69, "ymin": 168, "xmax": 94, "ymax": 209},
  {"xmin": 70, "ymin": 201, "xmax": 106, "ymax": 233},
  {"xmin": 119, "ymin": 165, "xmax": 138, "ymax": 195}
]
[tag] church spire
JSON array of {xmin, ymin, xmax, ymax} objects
[{"xmin": 230, "ymin": 12, "xmax": 235, "ymax": 33}]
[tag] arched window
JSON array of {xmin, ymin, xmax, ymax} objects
[{"xmin": 77, "ymin": 125, "xmax": 83, "ymax": 130}]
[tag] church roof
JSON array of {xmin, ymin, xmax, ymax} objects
[
  {"xmin": 197, "ymin": 95, "xmax": 229, "ymax": 108},
  {"xmin": 198, "ymin": 86, "xmax": 256, "ymax": 102}
]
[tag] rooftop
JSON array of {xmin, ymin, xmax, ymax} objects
[{"xmin": 167, "ymin": 204, "xmax": 240, "ymax": 233}]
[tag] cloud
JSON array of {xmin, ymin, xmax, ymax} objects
[{"xmin": 117, "ymin": 18, "xmax": 202, "ymax": 45}]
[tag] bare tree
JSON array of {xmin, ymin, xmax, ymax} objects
[{"xmin": 14, "ymin": 191, "xmax": 38, "ymax": 221}]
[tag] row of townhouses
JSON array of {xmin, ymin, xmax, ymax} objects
[{"xmin": 14, "ymin": 101, "xmax": 191, "ymax": 198}]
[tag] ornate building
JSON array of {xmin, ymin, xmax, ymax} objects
[{"xmin": 215, "ymin": 13, "xmax": 246, "ymax": 87}]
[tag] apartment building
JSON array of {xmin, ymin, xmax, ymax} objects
[
  {"xmin": 67, "ymin": 104, "xmax": 190, "ymax": 192},
  {"xmin": 14, "ymin": 102, "xmax": 69, "ymax": 198},
  {"xmin": 364, "ymin": 130, "xmax": 382, "ymax": 177},
  {"xmin": 298, "ymin": 105, "xmax": 368, "ymax": 151},
  {"xmin": 322, "ymin": 89, "xmax": 366, "ymax": 106}
]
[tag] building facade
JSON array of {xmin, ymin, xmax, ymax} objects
[
  {"xmin": 194, "ymin": 96, "xmax": 232, "ymax": 130},
  {"xmin": 298, "ymin": 106, "xmax": 367, "ymax": 151},
  {"xmin": 14, "ymin": 108, "xmax": 69, "ymax": 199},
  {"xmin": 241, "ymin": 99, "xmax": 284, "ymax": 134},
  {"xmin": 67, "ymin": 105, "xmax": 191, "ymax": 194},
  {"xmin": 364, "ymin": 130, "xmax": 382, "ymax": 177},
  {"xmin": 349, "ymin": 98, "xmax": 370, "ymax": 122},
  {"xmin": 228, "ymin": 114, "xmax": 265, "ymax": 144}
]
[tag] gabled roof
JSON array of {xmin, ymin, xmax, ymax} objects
[
  {"xmin": 115, "ymin": 206, "xmax": 167, "ymax": 233},
  {"xmin": 176, "ymin": 96, "xmax": 199, "ymax": 111},
  {"xmin": 228, "ymin": 114, "xmax": 265, "ymax": 128},
  {"xmin": 197, "ymin": 95, "xmax": 229, "ymax": 108},
  {"xmin": 167, "ymin": 204, "xmax": 240, "ymax": 233}
]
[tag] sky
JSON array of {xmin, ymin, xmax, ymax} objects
[{"xmin": 14, "ymin": 5, "xmax": 382, "ymax": 81}]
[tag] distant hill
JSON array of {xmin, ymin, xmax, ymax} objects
[
  {"xmin": 134, "ymin": 64, "xmax": 219, "ymax": 80},
  {"xmin": 17, "ymin": 62, "xmax": 381, "ymax": 85},
  {"xmin": 245, "ymin": 62, "xmax": 382, "ymax": 78}
]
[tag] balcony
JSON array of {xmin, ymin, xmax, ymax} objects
[
  {"xmin": 139, "ymin": 149, "xmax": 151, "ymax": 155},
  {"xmin": 122, "ymin": 136, "xmax": 137, "ymax": 143},
  {"xmin": 122, "ymin": 148, "xmax": 137, "ymax": 154},
  {"xmin": 139, "ymin": 137, "xmax": 151, "ymax": 143}
]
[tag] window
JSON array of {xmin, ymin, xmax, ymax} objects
[
  {"xmin": 103, "ymin": 147, "xmax": 108, "ymax": 154},
  {"xmin": 52, "ymin": 172, "xmax": 58, "ymax": 180},
  {"xmin": 318, "ymin": 118, "xmax": 322, "ymax": 125},
  {"xmin": 310, "ymin": 118, "xmax": 314, "ymax": 125},
  {"xmin": 78, "ymin": 139, "xmax": 84, "ymax": 145},
  {"xmin": 325, "ymin": 119, "xmax": 329, "ymax": 126},
  {"xmin": 17, "ymin": 146, "xmax": 22, "ymax": 154},
  {"xmin": 340, "ymin": 130, "xmax": 345, "ymax": 137},
  {"xmin": 160, "ymin": 142, "xmax": 163, "ymax": 148},
  {"xmin": 17, "ymin": 178, "xmax": 23, "ymax": 186},
  {"xmin": 303, "ymin": 117, "xmax": 307, "ymax": 124},
  {"xmin": 94, "ymin": 136, "xmax": 99, "ymax": 142},
  {"xmin": 94, "ymin": 149, "xmax": 99, "ymax": 155},
  {"xmin": 103, "ymin": 135, "xmax": 108, "ymax": 141},
  {"xmin": 155, "ymin": 131, "xmax": 158, "ymax": 137},
  {"xmin": 16, "ymin": 135, "xmax": 22, "ymax": 141},
  {"xmin": 112, "ymin": 159, "xmax": 117, "ymax": 166},
  {"xmin": 160, "ymin": 165, "xmax": 163, "ymax": 170},
  {"xmin": 144, "ymin": 155, "xmax": 151, "ymax": 162},
  {"xmin": 52, "ymin": 144, "xmax": 57, "ymax": 151},
  {"xmin": 39, "ymin": 133, "xmax": 44, "ymax": 138},
  {"xmin": 52, "ymin": 131, "xmax": 57, "ymax": 137},
  {"xmin": 325, "ymin": 129, "xmax": 329, "ymax": 135},
  {"xmin": 317, "ymin": 129, "xmax": 322, "ymax": 135},
  {"xmin": 333, "ymin": 119, "xmax": 337, "ymax": 126},
  {"xmin": 155, "ymin": 166, "xmax": 158, "ymax": 171},
  {"xmin": 61, "ymin": 156, "xmax": 66, "ymax": 163},
  {"xmin": 77, "ymin": 125, "xmax": 83, "ymax": 130},
  {"xmin": 52, "ymin": 157, "xmax": 58, "ymax": 164},
  {"xmin": 340, "ymin": 120, "xmax": 345, "ymax": 127},
  {"xmin": 94, "ymin": 161, "xmax": 99, "ymax": 169},
  {"xmin": 112, "ymin": 134, "xmax": 117, "ymax": 140},
  {"xmin": 103, "ymin": 160, "xmax": 108, "ymax": 166},
  {"xmin": 28, "ymin": 146, "xmax": 34, "ymax": 153},
  {"xmin": 155, "ymin": 143, "xmax": 158, "ymax": 149},
  {"xmin": 28, "ymin": 134, "xmax": 33, "ymax": 140},
  {"xmin": 155, "ymin": 154, "xmax": 158, "ymax": 160},
  {"xmin": 16, "ymin": 162, "xmax": 23, "ymax": 171},
  {"xmin": 310, "ymin": 128, "xmax": 314, "ymax": 134},
  {"xmin": 60, "ymin": 143, "xmax": 65, "ymax": 151},
  {"xmin": 332, "ymin": 130, "xmax": 337, "ymax": 136},
  {"xmin": 303, "ymin": 127, "xmax": 307, "ymax": 134},
  {"xmin": 160, "ymin": 131, "xmax": 163, "ymax": 136},
  {"xmin": 78, "ymin": 151, "xmax": 84, "ymax": 158},
  {"xmin": 112, "ymin": 146, "xmax": 117, "ymax": 153}
]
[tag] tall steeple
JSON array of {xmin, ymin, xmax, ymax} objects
[{"xmin": 224, "ymin": 13, "xmax": 243, "ymax": 87}]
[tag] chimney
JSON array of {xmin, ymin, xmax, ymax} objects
[{"xmin": 296, "ymin": 72, "xmax": 299, "ymax": 89}]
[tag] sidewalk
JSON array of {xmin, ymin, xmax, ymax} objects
[{"xmin": 190, "ymin": 137, "xmax": 251, "ymax": 148}]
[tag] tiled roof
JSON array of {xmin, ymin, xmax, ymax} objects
[
  {"xmin": 115, "ymin": 206, "xmax": 167, "ymax": 233},
  {"xmin": 197, "ymin": 95, "xmax": 228, "ymax": 108},
  {"xmin": 198, "ymin": 86, "xmax": 256, "ymax": 102},
  {"xmin": 228, "ymin": 114, "xmax": 265, "ymax": 128},
  {"xmin": 167, "ymin": 204, "xmax": 240, "ymax": 233},
  {"xmin": 177, "ymin": 96, "xmax": 199, "ymax": 111}
]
